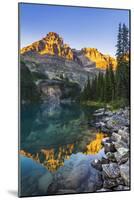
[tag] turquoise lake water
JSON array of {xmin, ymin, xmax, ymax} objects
[{"xmin": 19, "ymin": 103, "xmax": 105, "ymax": 196}]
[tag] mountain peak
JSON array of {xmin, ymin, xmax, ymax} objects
[
  {"xmin": 20, "ymin": 32, "xmax": 117, "ymax": 69},
  {"xmin": 82, "ymin": 48, "xmax": 117, "ymax": 69},
  {"xmin": 21, "ymin": 32, "xmax": 74, "ymax": 60}
]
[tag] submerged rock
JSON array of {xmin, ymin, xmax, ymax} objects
[
  {"xmin": 52, "ymin": 153, "xmax": 104, "ymax": 192},
  {"xmin": 38, "ymin": 172, "xmax": 53, "ymax": 193},
  {"xmin": 56, "ymin": 189, "xmax": 76, "ymax": 194},
  {"xmin": 65, "ymin": 161, "xmax": 90, "ymax": 189}
]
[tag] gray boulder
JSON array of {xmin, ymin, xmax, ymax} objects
[
  {"xmin": 111, "ymin": 132, "xmax": 122, "ymax": 142},
  {"xmin": 95, "ymin": 108, "xmax": 105, "ymax": 113},
  {"xmin": 113, "ymin": 140, "xmax": 128, "ymax": 150},
  {"xmin": 102, "ymin": 163, "xmax": 120, "ymax": 179},
  {"xmin": 118, "ymin": 129, "xmax": 129, "ymax": 144},
  {"xmin": 114, "ymin": 147, "xmax": 129, "ymax": 164},
  {"xmin": 120, "ymin": 160, "xmax": 130, "ymax": 186},
  {"xmin": 113, "ymin": 185, "xmax": 130, "ymax": 191},
  {"xmin": 103, "ymin": 176, "xmax": 124, "ymax": 189},
  {"xmin": 106, "ymin": 152, "xmax": 116, "ymax": 162}
]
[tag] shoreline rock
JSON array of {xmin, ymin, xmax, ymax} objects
[{"xmin": 91, "ymin": 107, "xmax": 130, "ymax": 191}]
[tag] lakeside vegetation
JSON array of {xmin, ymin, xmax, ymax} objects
[{"xmin": 80, "ymin": 23, "xmax": 130, "ymax": 109}]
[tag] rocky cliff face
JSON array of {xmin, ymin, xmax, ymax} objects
[
  {"xmin": 82, "ymin": 48, "xmax": 117, "ymax": 70},
  {"xmin": 20, "ymin": 32, "xmax": 100, "ymax": 89},
  {"xmin": 21, "ymin": 53, "xmax": 97, "ymax": 88},
  {"xmin": 20, "ymin": 32, "xmax": 117, "ymax": 104},
  {"xmin": 21, "ymin": 32, "xmax": 74, "ymax": 60},
  {"xmin": 21, "ymin": 32, "xmax": 116, "ymax": 70}
]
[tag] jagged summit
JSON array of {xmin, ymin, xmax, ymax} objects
[
  {"xmin": 81, "ymin": 48, "xmax": 117, "ymax": 70},
  {"xmin": 21, "ymin": 32, "xmax": 117, "ymax": 69},
  {"xmin": 21, "ymin": 32, "xmax": 74, "ymax": 60}
]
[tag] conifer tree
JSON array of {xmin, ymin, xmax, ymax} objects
[
  {"xmin": 122, "ymin": 23, "xmax": 129, "ymax": 55},
  {"xmin": 80, "ymin": 23, "xmax": 129, "ymax": 106},
  {"xmin": 115, "ymin": 23, "xmax": 130, "ymax": 103},
  {"xmin": 116, "ymin": 23, "xmax": 123, "ymax": 61},
  {"xmin": 109, "ymin": 61, "xmax": 115, "ymax": 101}
]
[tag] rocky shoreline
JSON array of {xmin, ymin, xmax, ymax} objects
[{"xmin": 91, "ymin": 107, "xmax": 130, "ymax": 191}]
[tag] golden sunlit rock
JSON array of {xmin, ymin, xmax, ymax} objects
[
  {"xmin": 20, "ymin": 32, "xmax": 117, "ymax": 69},
  {"xmin": 21, "ymin": 32, "xmax": 74, "ymax": 60},
  {"xmin": 82, "ymin": 48, "xmax": 117, "ymax": 70}
]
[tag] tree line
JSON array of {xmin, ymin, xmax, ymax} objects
[{"xmin": 80, "ymin": 23, "xmax": 130, "ymax": 106}]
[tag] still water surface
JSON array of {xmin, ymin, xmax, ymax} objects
[{"xmin": 19, "ymin": 103, "xmax": 106, "ymax": 196}]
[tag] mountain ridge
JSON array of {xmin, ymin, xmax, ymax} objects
[{"xmin": 20, "ymin": 32, "xmax": 117, "ymax": 70}]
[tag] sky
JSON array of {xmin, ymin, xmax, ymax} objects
[{"xmin": 19, "ymin": 3, "xmax": 129, "ymax": 57}]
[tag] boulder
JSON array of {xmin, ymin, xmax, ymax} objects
[
  {"xmin": 103, "ymin": 178, "xmax": 118, "ymax": 189},
  {"xmin": 122, "ymin": 126, "xmax": 129, "ymax": 133},
  {"xmin": 101, "ymin": 157, "xmax": 109, "ymax": 164},
  {"xmin": 86, "ymin": 169, "xmax": 103, "ymax": 191},
  {"xmin": 38, "ymin": 172, "xmax": 53, "ymax": 193},
  {"xmin": 101, "ymin": 127, "xmax": 110, "ymax": 134},
  {"xmin": 118, "ymin": 129, "xmax": 129, "ymax": 144},
  {"xmin": 106, "ymin": 152, "xmax": 116, "ymax": 162},
  {"xmin": 106, "ymin": 119, "xmax": 117, "ymax": 129},
  {"xmin": 95, "ymin": 122, "xmax": 105, "ymax": 128},
  {"xmin": 104, "ymin": 142, "xmax": 116, "ymax": 153},
  {"xmin": 120, "ymin": 160, "xmax": 130, "ymax": 186},
  {"xmin": 102, "ymin": 163, "xmax": 120, "ymax": 179},
  {"xmin": 65, "ymin": 162, "xmax": 89, "ymax": 189},
  {"xmin": 97, "ymin": 188, "xmax": 112, "ymax": 192},
  {"xmin": 86, "ymin": 181, "xmax": 98, "ymax": 192},
  {"xmin": 113, "ymin": 185, "xmax": 130, "ymax": 191},
  {"xmin": 103, "ymin": 176, "xmax": 124, "ymax": 189},
  {"xmin": 95, "ymin": 108, "xmax": 105, "ymax": 113},
  {"xmin": 104, "ymin": 111, "xmax": 113, "ymax": 116},
  {"xmin": 93, "ymin": 112, "xmax": 105, "ymax": 117},
  {"xmin": 111, "ymin": 132, "xmax": 122, "ymax": 142},
  {"xmin": 114, "ymin": 147, "xmax": 129, "ymax": 164},
  {"xmin": 103, "ymin": 117, "xmax": 110, "ymax": 123},
  {"xmin": 113, "ymin": 140, "xmax": 128, "ymax": 150},
  {"xmin": 91, "ymin": 159, "xmax": 102, "ymax": 171}
]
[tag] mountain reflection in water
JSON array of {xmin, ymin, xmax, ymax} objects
[
  {"xmin": 20, "ymin": 103, "xmax": 107, "ymax": 172},
  {"xmin": 20, "ymin": 132, "xmax": 106, "ymax": 172}
]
